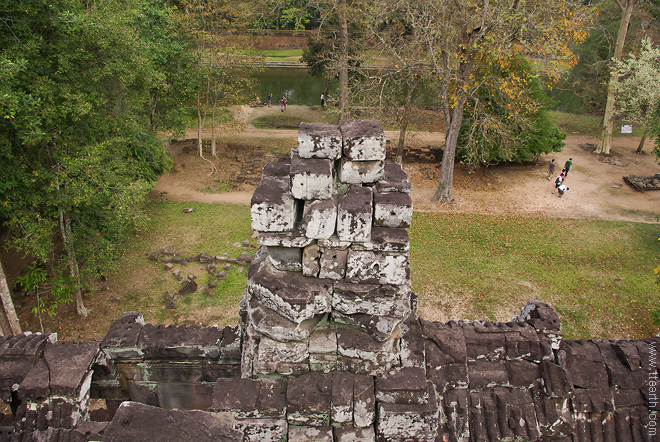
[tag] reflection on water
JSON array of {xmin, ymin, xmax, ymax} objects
[{"xmin": 252, "ymin": 68, "xmax": 339, "ymax": 106}]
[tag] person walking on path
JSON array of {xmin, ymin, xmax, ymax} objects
[
  {"xmin": 267, "ymin": 92, "xmax": 272, "ymax": 107},
  {"xmin": 279, "ymin": 97, "xmax": 286, "ymax": 112},
  {"xmin": 321, "ymin": 93, "xmax": 325, "ymax": 109},
  {"xmin": 547, "ymin": 159, "xmax": 556, "ymax": 180},
  {"xmin": 552, "ymin": 172, "xmax": 564, "ymax": 194},
  {"xmin": 564, "ymin": 158, "xmax": 573, "ymax": 176}
]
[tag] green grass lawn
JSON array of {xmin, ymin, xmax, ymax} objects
[
  {"xmin": 101, "ymin": 201, "xmax": 660, "ymax": 341},
  {"xmin": 410, "ymin": 212, "xmax": 660, "ymax": 340}
]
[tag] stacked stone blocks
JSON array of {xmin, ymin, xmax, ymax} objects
[{"xmin": 244, "ymin": 120, "xmax": 414, "ymax": 378}]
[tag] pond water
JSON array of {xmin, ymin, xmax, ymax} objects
[{"xmin": 252, "ymin": 68, "xmax": 338, "ymax": 106}]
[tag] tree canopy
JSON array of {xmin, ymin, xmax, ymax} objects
[{"xmin": 0, "ymin": 0, "xmax": 190, "ymax": 315}]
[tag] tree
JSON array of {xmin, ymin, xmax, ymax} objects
[
  {"xmin": 457, "ymin": 56, "xmax": 566, "ymax": 166},
  {"xmin": 613, "ymin": 37, "xmax": 660, "ymax": 153},
  {"xmin": 0, "ymin": 0, "xmax": 176, "ymax": 316},
  {"xmin": 181, "ymin": 0, "xmax": 262, "ymax": 160},
  {"xmin": 596, "ymin": 0, "xmax": 637, "ymax": 155},
  {"xmin": 370, "ymin": 0, "xmax": 589, "ymax": 202}
]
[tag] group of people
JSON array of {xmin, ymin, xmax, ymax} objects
[
  {"xmin": 253, "ymin": 92, "xmax": 328, "ymax": 111},
  {"xmin": 547, "ymin": 158, "xmax": 573, "ymax": 198},
  {"xmin": 253, "ymin": 93, "xmax": 289, "ymax": 111}
]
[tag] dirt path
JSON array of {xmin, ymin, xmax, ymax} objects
[{"xmin": 159, "ymin": 108, "xmax": 660, "ymax": 224}]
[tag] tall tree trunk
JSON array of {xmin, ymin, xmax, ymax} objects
[
  {"xmin": 596, "ymin": 0, "xmax": 635, "ymax": 155},
  {"xmin": 197, "ymin": 104, "xmax": 204, "ymax": 157},
  {"xmin": 636, "ymin": 130, "xmax": 647, "ymax": 153},
  {"xmin": 0, "ymin": 259, "xmax": 21, "ymax": 335},
  {"xmin": 211, "ymin": 104, "xmax": 217, "ymax": 157},
  {"xmin": 59, "ymin": 211, "xmax": 88, "ymax": 316},
  {"xmin": 395, "ymin": 78, "xmax": 419, "ymax": 164},
  {"xmin": 432, "ymin": 100, "xmax": 466, "ymax": 202},
  {"xmin": 338, "ymin": 0, "xmax": 349, "ymax": 119}
]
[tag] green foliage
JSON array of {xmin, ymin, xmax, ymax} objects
[
  {"xmin": 458, "ymin": 56, "xmax": 565, "ymax": 166},
  {"xmin": 0, "ymin": 0, "xmax": 188, "ymax": 311}
]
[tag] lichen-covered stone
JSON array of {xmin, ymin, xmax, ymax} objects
[
  {"xmin": 337, "ymin": 158, "xmax": 384, "ymax": 184},
  {"xmin": 247, "ymin": 298, "xmax": 323, "ymax": 342},
  {"xmin": 375, "ymin": 162, "xmax": 412, "ymax": 194},
  {"xmin": 251, "ymin": 177, "xmax": 298, "ymax": 232},
  {"xmin": 345, "ymin": 251, "xmax": 410, "ymax": 286},
  {"xmin": 337, "ymin": 186, "xmax": 373, "ymax": 242},
  {"xmin": 267, "ymin": 246, "xmax": 303, "ymax": 272},
  {"xmin": 254, "ymin": 335, "xmax": 309, "ymax": 376},
  {"xmin": 318, "ymin": 248, "xmax": 348, "ymax": 280},
  {"xmin": 339, "ymin": 119, "xmax": 386, "ymax": 161},
  {"xmin": 258, "ymin": 228, "xmax": 315, "ymax": 248},
  {"xmin": 290, "ymin": 151, "xmax": 334, "ymax": 200},
  {"xmin": 302, "ymin": 196, "xmax": 338, "ymax": 239},
  {"xmin": 302, "ymin": 243, "xmax": 321, "ymax": 277},
  {"xmin": 373, "ymin": 191, "xmax": 413, "ymax": 228},
  {"xmin": 332, "ymin": 282, "xmax": 412, "ymax": 318},
  {"xmin": 247, "ymin": 258, "xmax": 332, "ymax": 323},
  {"xmin": 297, "ymin": 122, "xmax": 342, "ymax": 159},
  {"xmin": 287, "ymin": 373, "xmax": 332, "ymax": 427}
]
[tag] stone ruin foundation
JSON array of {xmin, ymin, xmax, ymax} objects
[{"xmin": 0, "ymin": 120, "xmax": 656, "ymax": 442}]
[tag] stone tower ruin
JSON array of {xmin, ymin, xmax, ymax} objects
[{"xmin": 241, "ymin": 119, "xmax": 417, "ymax": 378}]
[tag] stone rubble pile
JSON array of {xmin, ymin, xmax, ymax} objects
[
  {"xmin": 623, "ymin": 173, "xmax": 660, "ymax": 191},
  {"xmin": 241, "ymin": 120, "xmax": 416, "ymax": 377}
]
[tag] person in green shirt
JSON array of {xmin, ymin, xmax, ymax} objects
[{"xmin": 564, "ymin": 158, "xmax": 573, "ymax": 176}]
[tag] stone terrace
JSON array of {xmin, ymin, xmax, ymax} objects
[{"xmin": 0, "ymin": 120, "xmax": 656, "ymax": 441}]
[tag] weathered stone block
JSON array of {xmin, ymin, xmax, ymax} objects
[
  {"xmin": 331, "ymin": 372, "xmax": 354, "ymax": 424},
  {"xmin": 262, "ymin": 157, "xmax": 291, "ymax": 180},
  {"xmin": 290, "ymin": 151, "xmax": 334, "ymax": 200},
  {"xmin": 345, "ymin": 251, "xmax": 409, "ymax": 286},
  {"xmin": 375, "ymin": 367, "xmax": 430, "ymax": 405},
  {"xmin": 257, "ymin": 228, "xmax": 315, "ymax": 248},
  {"xmin": 352, "ymin": 227, "xmax": 409, "ymax": 253},
  {"xmin": 288, "ymin": 425, "xmax": 333, "ymax": 442},
  {"xmin": 318, "ymin": 248, "xmax": 348, "ymax": 280},
  {"xmin": 376, "ymin": 387, "xmax": 438, "ymax": 442},
  {"xmin": 332, "ymin": 311, "xmax": 403, "ymax": 342},
  {"xmin": 101, "ymin": 402, "xmax": 242, "ymax": 442},
  {"xmin": 337, "ymin": 327, "xmax": 401, "ymax": 376},
  {"xmin": 267, "ymin": 246, "xmax": 302, "ymax": 272},
  {"xmin": 337, "ymin": 158, "xmax": 384, "ymax": 184},
  {"xmin": 559, "ymin": 340, "xmax": 609, "ymax": 390},
  {"xmin": 353, "ymin": 374, "xmax": 376, "ymax": 428},
  {"xmin": 332, "ymin": 282, "xmax": 412, "ymax": 318},
  {"xmin": 375, "ymin": 162, "xmax": 412, "ymax": 194},
  {"xmin": 210, "ymin": 378, "xmax": 287, "ymax": 419},
  {"xmin": 247, "ymin": 299, "xmax": 322, "ymax": 342},
  {"xmin": 251, "ymin": 177, "xmax": 298, "ymax": 232},
  {"xmin": 254, "ymin": 335, "xmax": 309, "ymax": 376},
  {"xmin": 297, "ymin": 122, "xmax": 342, "ymax": 159},
  {"xmin": 247, "ymin": 258, "xmax": 332, "ymax": 323},
  {"xmin": 19, "ymin": 341, "xmax": 99, "ymax": 400},
  {"xmin": 309, "ymin": 327, "xmax": 338, "ymax": 373},
  {"xmin": 333, "ymin": 426, "xmax": 376, "ymax": 442},
  {"xmin": 287, "ymin": 373, "xmax": 332, "ymax": 427},
  {"xmin": 318, "ymin": 235, "xmax": 351, "ymax": 249},
  {"xmin": 101, "ymin": 311, "xmax": 145, "ymax": 360},
  {"xmin": 302, "ymin": 197, "xmax": 338, "ymax": 240},
  {"xmin": 339, "ymin": 119, "xmax": 386, "ymax": 161},
  {"xmin": 373, "ymin": 191, "xmax": 413, "ymax": 228},
  {"xmin": 302, "ymin": 243, "xmax": 321, "ymax": 277},
  {"xmin": 399, "ymin": 315, "xmax": 425, "ymax": 369},
  {"xmin": 234, "ymin": 417, "xmax": 287, "ymax": 442},
  {"xmin": 337, "ymin": 186, "xmax": 373, "ymax": 242},
  {"xmin": 138, "ymin": 324, "xmax": 224, "ymax": 360}
]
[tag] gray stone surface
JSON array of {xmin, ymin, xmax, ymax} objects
[
  {"xmin": 339, "ymin": 119, "xmax": 386, "ymax": 161},
  {"xmin": 251, "ymin": 176, "xmax": 298, "ymax": 232},
  {"xmin": 302, "ymin": 196, "xmax": 338, "ymax": 240},
  {"xmin": 290, "ymin": 151, "xmax": 334, "ymax": 200},
  {"xmin": 101, "ymin": 402, "xmax": 242, "ymax": 442},
  {"xmin": 336, "ymin": 186, "xmax": 373, "ymax": 242},
  {"xmin": 297, "ymin": 122, "xmax": 342, "ymax": 159},
  {"xmin": 373, "ymin": 191, "xmax": 413, "ymax": 228},
  {"xmin": 337, "ymin": 158, "xmax": 384, "ymax": 184}
]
